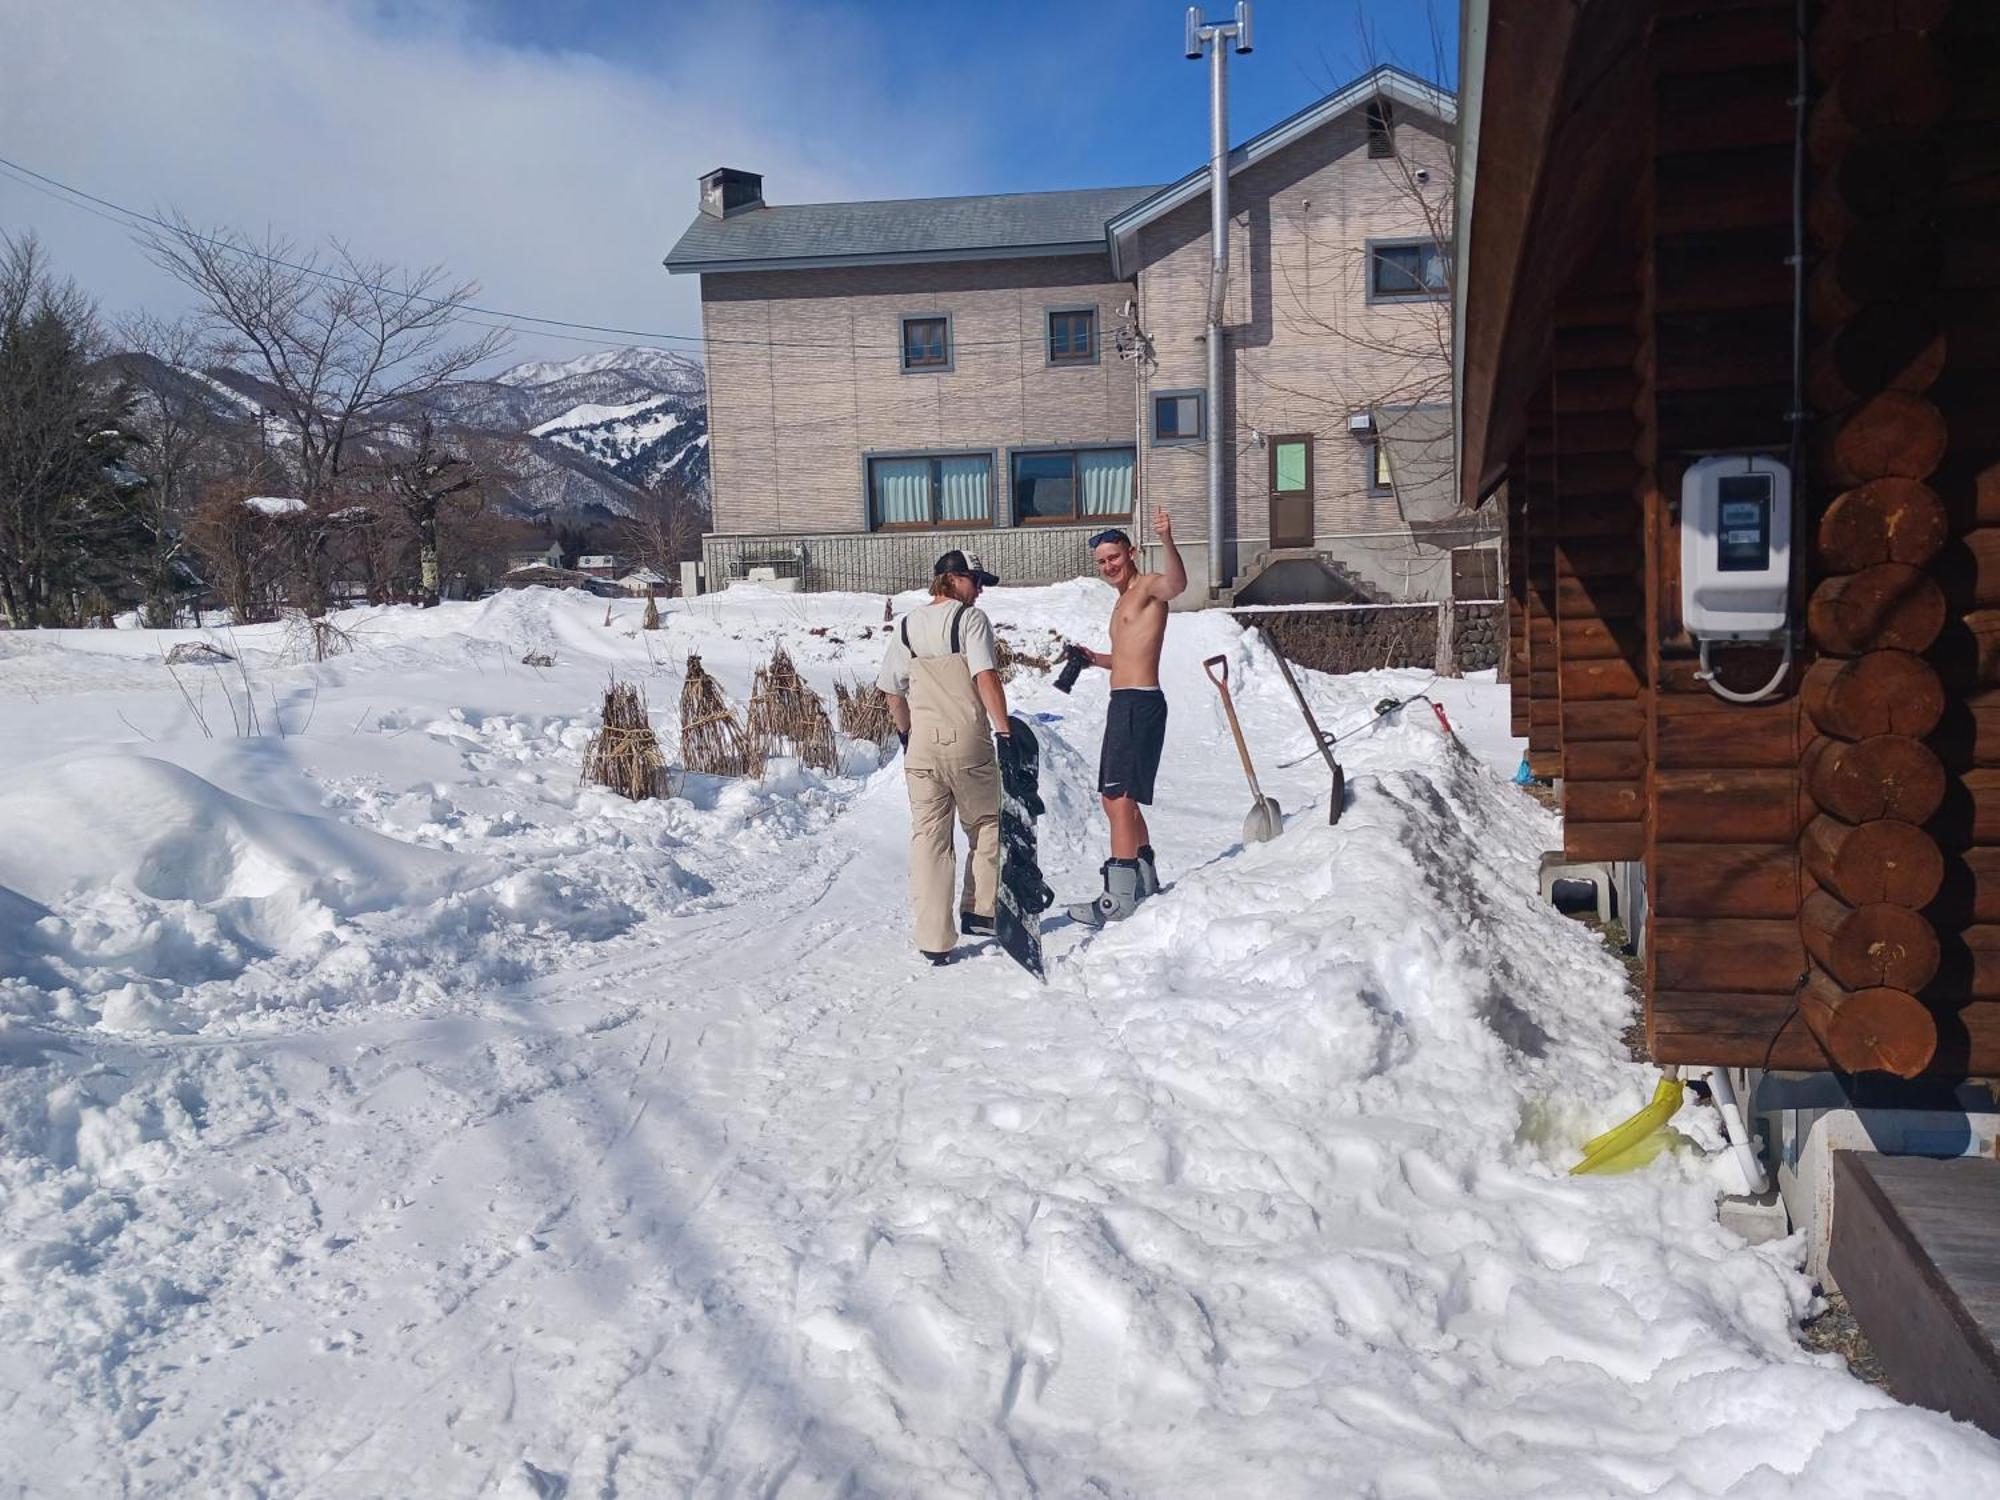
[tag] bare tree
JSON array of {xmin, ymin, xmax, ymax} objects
[
  {"xmin": 116, "ymin": 312, "xmax": 272, "ymax": 624},
  {"xmin": 362, "ymin": 412, "xmax": 488, "ymax": 605},
  {"xmin": 140, "ymin": 214, "xmax": 508, "ymax": 507},
  {"xmin": 617, "ymin": 468, "xmax": 708, "ymax": 595},
  {"xmin": 185, "ymin": 479, "xmax": 287, "ymax": 624}
]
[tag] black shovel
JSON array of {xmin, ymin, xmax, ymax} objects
[{"xmin": 1261, "ymin": 628, "xmax": 1345, "ymax": 826}]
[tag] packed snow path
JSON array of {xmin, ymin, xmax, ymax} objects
[{"xmin": 2, "ymin": 585, "xmax": 1997, "ymax": 1498}]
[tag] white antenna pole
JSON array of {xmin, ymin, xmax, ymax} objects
[{"xmin": 1187, "ymin": 5, "xmax": 1253, "ymax": 598}]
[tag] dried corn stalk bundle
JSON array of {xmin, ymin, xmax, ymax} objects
[
  {"xmin": 747, "ymin": 645, "xmax": 837, "ymax": 771},
  {"xmin": 582, "ymin": 679, "xmax": 673, "ymax": 800},
  {"xmin": 834, "ymin": 677, "xmax": 897, "ymax": 748},
  {"xmin": 678, "ymin": 653, "xmax": 760, "ymax": 777}
]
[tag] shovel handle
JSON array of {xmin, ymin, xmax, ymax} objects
[{"xmin": 1203, "ymin": 654, "xmax": 1264, "ymax": 799}]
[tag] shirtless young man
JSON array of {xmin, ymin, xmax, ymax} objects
[{"xmin": 1065, "ymin": 506, "xmax": 1187, "ymax": 928}]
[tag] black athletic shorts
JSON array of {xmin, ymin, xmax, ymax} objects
[{"xmin": 1099, "ymin": 688, "xmax": 1168, "ymax": 804}]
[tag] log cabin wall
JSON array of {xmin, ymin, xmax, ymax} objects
[
  {"xmin": 1524, "ymin": 390, "xmax": 1562, "ymax": 778},
  {"xmin": 1455, "ymin": 0, "xmax": 2000, "ymax": 1074},
  {"xmin": 1552, "ymin": 236, "xmax": 1650, "ymax": 861},
  {"xmin": 1644, "ymin": 0, "xmax": 1821, "ymax": 1065},
  {"xmin": 1506, "ymin": 450, "xmax": 1530, "ymax": 733},
  {"xmin": 1792, "ymin": 0, "xmax": 1957, "ymax": 1076},
  {"xmin": 1914, "ymin": 1, "xmax": 2000, "ymax": 1071}
]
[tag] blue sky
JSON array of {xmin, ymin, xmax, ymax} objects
[
  {"xmin": 475, "ymin": 0, "xmax": 1456, "ymax": 193},
  {"xmin": 1, "ymin": 0, "xmax": 1454, "ymax": 363}
]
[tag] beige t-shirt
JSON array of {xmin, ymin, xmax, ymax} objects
[{"xmin": 877, "ymin": 600, "xmax": 1000, "ymax": 693}]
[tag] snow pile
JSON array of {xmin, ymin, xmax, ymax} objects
[{"xmin": 0, "ymin": 584, "xmax": 1995, "ymax": 1494}]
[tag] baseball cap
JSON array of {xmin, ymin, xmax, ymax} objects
[{"xmin": 933, "ymin": 549, "xmax": 1000, "ymax": 587}]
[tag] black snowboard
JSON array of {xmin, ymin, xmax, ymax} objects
[{"xmin": 994, "ymin": 716, "xmax": 1054, "ymax": 981}]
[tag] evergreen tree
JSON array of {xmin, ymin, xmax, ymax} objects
[{"xmin": 0, "ymin": 235, "xmax": 148, "ymax": 627}]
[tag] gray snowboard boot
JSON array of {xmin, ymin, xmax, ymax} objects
[
  {"xmin": 1136, "ymin": 845, "xmax": 1161, "ymax": 900},
  {"xmin": 1068, "ymin": 858, "xmax": 1142, "ymax": 929}
]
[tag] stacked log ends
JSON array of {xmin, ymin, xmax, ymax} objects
[
  {"xmin": 1806, "ymin": 563, "xmax": 1946, "ymax": 654},
  {"xmin": 1801, "ymin": 649, "xmax": 1945, "ymax": 738},
  {"xmin": 1801, "ymin": 888, "xmax": 1942, "ymax": 992},
  {"xmin": 1801, "ymin": 814, "xmax": 1945, "ymax": 907},
  {"xmin": 1814, "ymin": 477, "xmax": 1947, "ymax": 571},
  {"xmin": 1801, "ymin": 734, "xmax": 1946, "ymax": 824},
  {"xmin": 1795, "ymin": 0, "xmax": 1952, "ymax": 1079},
  {"xmin": 1800, "ymin": 969, "xmax": 1938, "ymax": 1080}
]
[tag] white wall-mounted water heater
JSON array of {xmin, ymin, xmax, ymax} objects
[{"xmin": 1680, "ymin": 454, "xmax": 1793, "ymax": 701}]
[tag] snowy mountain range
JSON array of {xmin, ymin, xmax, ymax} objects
[{"xmin": 109, "ymin": 345, "xmax": 709, "ymax": 522}]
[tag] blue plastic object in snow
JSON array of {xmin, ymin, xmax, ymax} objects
[{"xmin": 1514, "ymin": 756, "xmax": 1535, "ymax": 785}]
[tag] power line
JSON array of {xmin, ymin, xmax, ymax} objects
[{"xmin": 0, "ymin": 151, "xmax": 1144, "ymax": 358}]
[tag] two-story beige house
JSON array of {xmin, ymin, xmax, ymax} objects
[{"xmin": 666, "ymin": 66, "xmax": 1487, "ymax": 604}]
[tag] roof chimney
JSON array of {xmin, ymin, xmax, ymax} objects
[{"xmin": 699, "ymin": 167, "xmax": 764, "ymax": 219}]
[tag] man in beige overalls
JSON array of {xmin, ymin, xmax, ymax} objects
[{"xmin": 878, "ymin": 550, "xmax": 1013, "ymax": 965}]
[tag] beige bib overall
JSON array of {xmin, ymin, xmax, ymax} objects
[{"xmin": 900, "ymin": 606, "xmax": 1000, "ymax": 952}]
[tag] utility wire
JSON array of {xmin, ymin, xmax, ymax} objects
[{"xmin": 0, "ymin": 151, "xmax": 1140, "ymax": 357}]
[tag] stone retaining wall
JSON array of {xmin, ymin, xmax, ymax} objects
[{"xmin": 1234, "ymin": 601, "xmax": 1502, "ymax": 676}]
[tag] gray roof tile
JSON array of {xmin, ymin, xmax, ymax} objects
[{"xmin": 664, "ymin": 185, "xmax": 1159, "ymax": 272}]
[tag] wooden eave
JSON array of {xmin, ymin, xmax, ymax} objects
[{"xmin": 1457, "ymin": 0, "xmax": 1653, "ymax": 507}]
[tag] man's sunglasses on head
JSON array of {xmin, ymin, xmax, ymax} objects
[{"xmin": 1088, "ymin": 529, "xmax": 1133, "ymax": 550}]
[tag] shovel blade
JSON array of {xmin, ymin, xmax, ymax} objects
[{"xmin": 1243, "ymin": 797, "xmax": 1283, "ymax": 844}]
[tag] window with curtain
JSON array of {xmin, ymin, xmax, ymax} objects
[
  {"xmin": 901, "ymin": 316, "xmax": 950, "ymax": 371},
  {"xmin": 1152, "ymin": 391, "xmax": 1203, "ymax": 444},
  {"xmin": 1369, "ymin": 240, "xmax": 1449, "ymax": 301},
  {"xmin": 1011, "ymin": 447, "xmax": 1134, "ymax": 524},
  {"xmin": 868, "ymin": 453, "xmax": 991, "ymax": 529},
  {"xmin": 1047, "ymin": 308, "xmax": 1096, "ymax": 364}
]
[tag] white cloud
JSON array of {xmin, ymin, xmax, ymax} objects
[{"xmin": 0, "ymin": 0, "xmax": 980, "ymax": 365}]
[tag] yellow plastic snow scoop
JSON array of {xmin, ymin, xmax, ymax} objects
[{"xmin": 1570, "ymin": 1076, "xmax": 1686, "ymax": 1175}]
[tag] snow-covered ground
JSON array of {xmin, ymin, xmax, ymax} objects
[{"xmin": 2, "ymin": 584, "xmax": 1996, "ymax": 1498}]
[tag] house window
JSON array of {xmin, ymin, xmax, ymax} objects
[
  {"xmin": 1011, "ymin": 447, "xmax": 1135, "ymax": 525},
  {"xmin": 1366, "ymin": 437, "xmax": 1394, "ymax": 496},
  {"xmin": 1152, "ymin": 390, "xmax": 1204, "ymax": 445},
  {"xmin": 1047, "ymin": 307, "xmax": 1097, "ymax": 364},
  {"xmin": 901, "ymin": 315, "xmax": 951, "ymax": 372},
  {"xmin": 1366, "ymin": 99, "xmax": 1395, "ymax": 158},
  {"xmin": 1369, "ymin": 239, "xmax": 1449, "ymax": 302},
  {"xmin": 868, "ymin": 452, "xmax": 991, "ymax": 529}
]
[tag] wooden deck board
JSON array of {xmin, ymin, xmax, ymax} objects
[{"xmin": 1830, "ymin": 1151, "xmax": 2000, "ymax": 1438}]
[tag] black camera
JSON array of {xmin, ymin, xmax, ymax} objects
[{"xmin": 1053, "ymin": 643, "xmax": 1090, "ymax": 694}]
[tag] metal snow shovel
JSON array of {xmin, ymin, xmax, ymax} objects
[
  {"xmin": 1203, "ymin": 654, "xmax": 1283, "ymax": 843},
  {"xmin": 1260, "ymin": 627, "xmax": 1345, "ymax": 827}
]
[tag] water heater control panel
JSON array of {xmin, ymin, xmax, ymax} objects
[{"xmin": 1680, "ymin": 455, "xmax": 1791, "ymax": 639}]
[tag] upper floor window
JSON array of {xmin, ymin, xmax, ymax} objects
[
  {"xmin": 1368, "ymin": 239, "xmax": 1448, "ymax": 302},
  {"xmin": 1047, "ymin": 307, "xmax": 1097, "ymax": 364},
  {"xmin": 1152, "ymin": 390, "xmax": 1204, "ymax": 445},
  {"xmin": 1366, "ymin": 99, "xmax": 1395, "ymax": 158},
  {"xmin": 869, "ymin": 451, "xmax": 991, "ymax": 529},
  {"xmin": 901, "ymin": 315, "xmax": 951, "ymax": 372}
]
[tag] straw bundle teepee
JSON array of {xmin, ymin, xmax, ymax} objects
[
  {"xmin": 834, "ymin": 677, "xmax": 898, "ymax": 749},
  {"xmin": 582, "ymin": 679, "xmax": 673, "ymax": 800},
  {"xmin": 747, "ymin": 644, "xmax": 838, "ymax": 771},
  {"xmin": 677, "ymin": 653, "xmax": 760, "ymax": 777}
]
